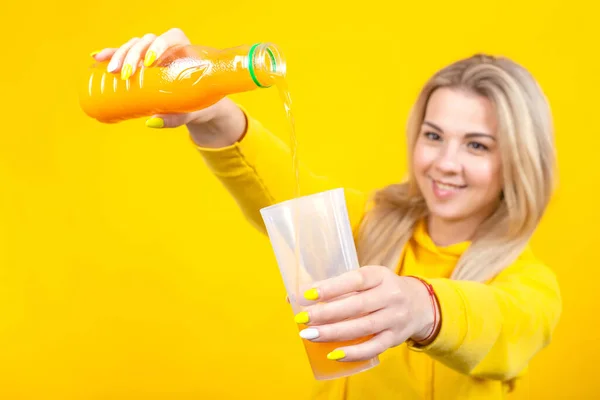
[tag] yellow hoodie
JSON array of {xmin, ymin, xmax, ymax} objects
[{"xmin": 195, "ymin": 110, "xmax": 562, "ymax": 399}]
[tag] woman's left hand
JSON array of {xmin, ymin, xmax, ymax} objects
[{"xmin": 294, "ymin": 265, "xmax": 440, "ymax": 362}]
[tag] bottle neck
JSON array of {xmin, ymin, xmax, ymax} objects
[{"xmin": 248, "ymin": 43, "xmax": 286, "ymax": 88}]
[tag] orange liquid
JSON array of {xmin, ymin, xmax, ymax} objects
[
  {"xmin": 298, "ymin": 325, "xmax": 378, "ymax": 380},
  {"xmin": 79, "ymin": 44, "xmax": 278, "ymax": 123},
  {"xmin": 272, "ymin": 74, "xmax": 379, "ymax": 380}
]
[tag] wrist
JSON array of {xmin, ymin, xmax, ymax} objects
[
  {"xmin": 407, "ymin": 276, "xmax": 440, "ymax": 345},
  {"xmin": 187, "ymin": 99, "xmax": 247, "ymax": 148}
]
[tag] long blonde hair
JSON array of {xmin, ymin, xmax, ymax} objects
[{"xmin": 355, "ymin": 54, "xmax": 556, "ymax": 282}]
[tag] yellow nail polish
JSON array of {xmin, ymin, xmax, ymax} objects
[
  {"xmin": 144, "ymin": 50, "xmax": 157, "ymax": 67},
  {"xmin": 121, "ymin": 64, "xmax": 132, "ymax": 80},
  {"xmin": 90, "ymin": 50, "xmax": 100, "ymax": 57},
  {"xmin": 294, "ymin": 311, "xmax": 310, "ymax": 324},
  {"xmin": 304, "ymin": 288, "xmax": 319, "ymax": 301},
  {"xmin": 145, "ymin": 117, "xmax": 165, "ymax": 128},
  {"xmin": 327, "ymin": 350, "xmax": 346, "ymax": 360}
]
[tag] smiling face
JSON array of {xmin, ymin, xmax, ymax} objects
[{"xmin": 412, "ymin": 87, "xmax": 503, "ymax": 228}]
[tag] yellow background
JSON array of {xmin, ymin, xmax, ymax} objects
[{"xmin": 0, "ymin": 0, "xmax": 597, "ymax": 398}]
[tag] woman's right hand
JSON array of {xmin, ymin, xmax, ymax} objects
[{"xmin": 91, "ymin": 28, "xmax": 247, "ymax": 148}]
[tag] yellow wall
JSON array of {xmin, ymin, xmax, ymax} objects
[{"xmin": 0, "ymin": 0, "xmax": 596, "ymax": 398}]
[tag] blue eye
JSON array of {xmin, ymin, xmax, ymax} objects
[
  {"xmin": 468, "ymin": 142, "xmax": 489, "ymax": 151},
  {"xmin": 425, "ymin": 132, "xmax": 441, "ymax": 141}
]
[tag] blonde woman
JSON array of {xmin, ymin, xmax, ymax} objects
[{"xmin": 93, "ymin": 28, "xmax": 562, "ymax": 399}]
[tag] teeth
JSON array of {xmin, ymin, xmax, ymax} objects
[{"xmin": 436, "ymin": 182, "xmax": 461, "ymax": 190}]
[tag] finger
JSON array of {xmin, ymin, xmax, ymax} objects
[
  {"xmin": 121, "ymin": 33, "xmax": 157, "ymax": 80},
  {"xmin": 294, "ymin": 288, "xmax": 358, "ymax": 307},
  {"xmin": 91, "ymin": 48, "xmax": 117, "ymax": 61},
  {"xmin": 326, "ymin": 329, "xmax": 396, "ymax": 363},
  {"xmin": 106, "ymin": 37, "xmax": 141, "ymax": 74},
  {"xmin": 302, "ymin": 289, "xmax": 386, "ymax": 325},
  {"xmin": 301, "ymin": 308, "xmax": 392, "ymax": 342},
  {"xmin": 307, "ymin": 265, "xmax": 386, "ymax": 302},
  {"xmin": 145, "ymin": 27, "xmax": 191, "ymax": 67},
  {"xmin": 144, "ymin": 113, "xmax": 197, "ymax": 129}
]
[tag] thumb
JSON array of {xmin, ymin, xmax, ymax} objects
[{"xmin": 144, "ymin": 113, "xmax": 196, "ymax": 129}]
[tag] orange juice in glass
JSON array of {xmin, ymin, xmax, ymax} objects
[{"xmin": 260, "ymin": 188, "xmax": 380, "ymax": 380}]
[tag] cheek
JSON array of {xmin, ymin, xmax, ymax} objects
[
  {"xmin": 412, "ymin": 143, "xmax": 436, "ymax": 174},
  {"xmin": 465, "ymin": 157, "xmax": 502, "ymax": 193}
]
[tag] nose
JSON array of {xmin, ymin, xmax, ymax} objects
[{"xmin": 433, "ymin": 142, "xmax": 462, "ymax": 175}]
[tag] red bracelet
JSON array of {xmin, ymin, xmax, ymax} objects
[{"xmin": 406, "ymin": 275, "xmax": 439, "ymax": 344}]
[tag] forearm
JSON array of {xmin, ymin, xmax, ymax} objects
[
  {"xmin": 192, "ymin": 104, "xmax": 369, "ymax": 234},
  {"xmin": 409, "ymin": 262, "xmax": 561, "ymax": 380}
]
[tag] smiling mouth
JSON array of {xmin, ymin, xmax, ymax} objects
[{"xmin": 430, "ymin": 177, "xmax": 467, "ymax": 190}]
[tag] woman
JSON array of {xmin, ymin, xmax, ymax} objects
[{"xmin": 92, "ymin": 28, "xmax": 562, "ymax": 399}]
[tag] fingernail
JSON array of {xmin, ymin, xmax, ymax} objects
[
  {"xmin": 90, "ymin": 50, "xmax": 100, "ymax": 58},
  {"xmin": 294, "ymin": 311, "xmax": 310, "ymax": 324},
  {"xmin": 299, "ymin": 328, "xmax": 319, "ymax": 340},
  {"xmin": 121, "ymin": 64, "xmax": 132, "ymax": 80},
  {"xmin": 145, "ymin": 117, "xmax": 165, "ymax": 128},
  {"xmin": 327, "ymin": 350, "xmax": 346, "ymax": 360},
  {"xmin": 304, "ymin": 288, "xmax": 319, "ymax": 301},
  {"xmin": 144, "ymin": 50, "xmax": 157, "ymax": 67},
  {"xmin": 107, "ymin": 58, "xmax": 119, "ymax": 73}
]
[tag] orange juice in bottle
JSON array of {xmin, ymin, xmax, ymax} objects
[{"xmin": 79, "ymin": 43, "xmax": 285, "ymax": 123}]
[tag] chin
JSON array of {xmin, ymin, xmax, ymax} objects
[
  {"xmin": 420, "ymin": 192, "xmax": 466, "ymax": 222},
  {"xmin": 426, "ymin": 206, "xmax": 471, "ymax": 223}
]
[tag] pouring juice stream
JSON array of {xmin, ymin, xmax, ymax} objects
[{"xmin": 270, "ymin": 75, "xmax": 376, "ymax": 379}]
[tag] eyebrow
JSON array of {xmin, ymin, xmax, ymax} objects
[{"xmin": 423, "ymin": 121, "xmax": 496, "ymax": 141}]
